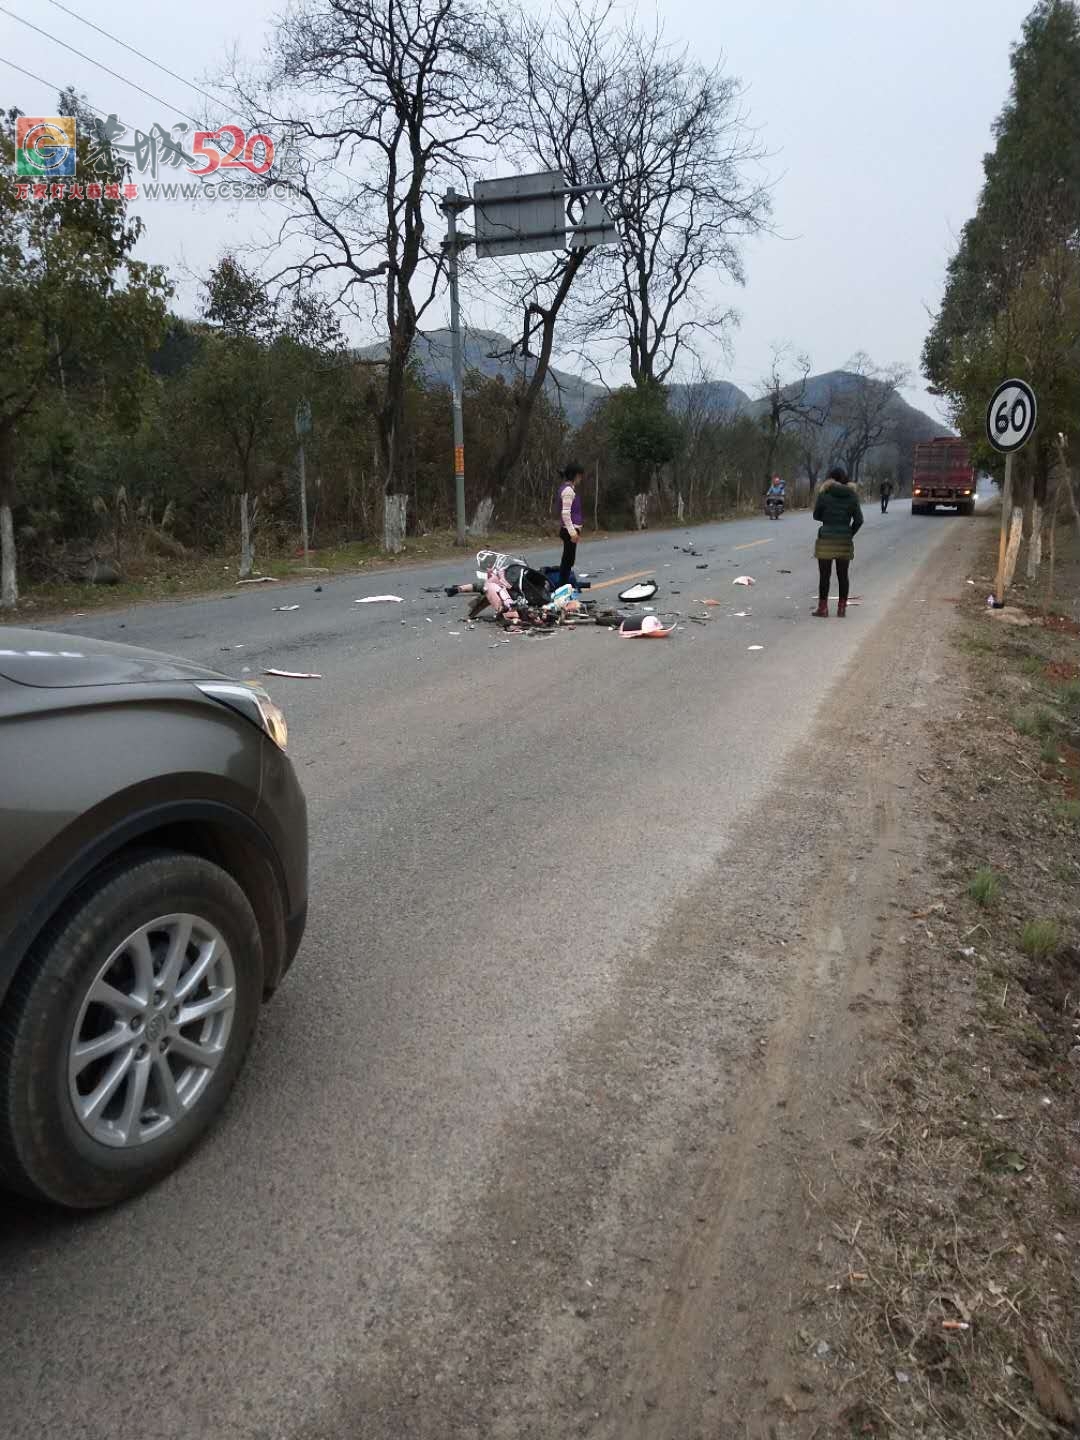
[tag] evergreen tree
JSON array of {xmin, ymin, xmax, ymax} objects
[{"xmin": 923, "ymin": 1, "xmax": 1080, "ymax": 499}]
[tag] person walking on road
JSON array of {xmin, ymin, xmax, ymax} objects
[
  {"xmin": 812, "ymin": 464, "xmax": 863, "ymax": 618},
  {"xmin": 557, "ymin": 462, "xmax": 585, "ymax": 586},
  {"xmin": 879, "ymin": 476, "xmax": 894, "ymax": 513}
]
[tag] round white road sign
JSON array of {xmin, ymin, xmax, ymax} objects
[{"xmin": 985, "ymin": 377, "xmax": 1037, "ymax": 454}]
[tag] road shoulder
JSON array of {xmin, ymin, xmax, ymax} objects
[{"xmin": 292, "ymin": 517, "xmax": 1079, "ymax": 1440}]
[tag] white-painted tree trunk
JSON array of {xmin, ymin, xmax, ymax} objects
[
  {"xmin": 1025, "ymin": 500, "xmax": 1043, "ymax": 580},
  {"xmin": 633, "ymin": 493, "xmax": 649, "ymax": 530},
  {"xmin": 1003, "ymin": 505, "xmax": 1024, "ymax": 592},
  {"xmin": 0, "ymin": 502, "xmax": 17, "ymax": 610},
  {"xmin": 676, "ymin": 492, "xmax": 685, "ymax": 523},
  {"xmin": 467, "ymin": 496, "xmax": 494, "ymax": 537},
  {"xmin": 383, "ymin": 492, "xmax": 407, "ymax": 553},
  {"xmin": 239, "ymin": 491, "xmax": 254, "ymax": 580}
]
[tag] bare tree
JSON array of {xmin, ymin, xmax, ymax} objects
[
  {"xmin": 575, "ymin": 25, "xmax": 771, "ymax": 387},
  {"xmin": 832, "ymin": 353, "xmax": 909, "ymax": 487},
  {"xmin": 795, "ymin": 405, "xmax": 834, "ymax": 499},
  {"xmin": 756, "ymin": 344, "xmax": 824, "ymax": 492},
  {"xmin": 461, "ymin": 4, "xmax": 629, "ymax": 527},
  {"xmin": 232, "ymin": 0, "xmax": 501, "ymax": 549}
]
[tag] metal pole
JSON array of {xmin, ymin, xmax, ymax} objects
[
  {"xmin": 445, "ymin": 189, "xmax": 467, "ymax": 547},
  {"xmin": 298, "ymin": 440, "xmax": 310, "ymax": 565},
  {"xmin": 993, "ymin": 450, "xmax": 1014, "ymax": 606}
]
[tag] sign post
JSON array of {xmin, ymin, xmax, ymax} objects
[
  {"xmin": 442, "ymin": 172, "xmax": 617, "ymax": 545},
  {"xmin": 442, "ymin": 190, "xmax": 470, "ymax": 548},
  {"xmin": 295, "ymin": 398, "xmax": 312, "ymax": 565},
  {"xmin": 985, "ymin": 378, "xmax": 1037, "ymax": 607}
]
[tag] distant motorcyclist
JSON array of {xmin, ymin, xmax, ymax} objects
[
  {"xmin": 879, "ymin": 477, "xmax": 894, "ymax": 513},
  {"xmin": 765, "ymin": 475, "xmax": 786, "ymax": 517}
]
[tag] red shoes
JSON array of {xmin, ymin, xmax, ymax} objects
[
  {"xmin": 812, "ymin": 602, "xmax": 829, "ymax": 617},
  {"xmin": 837, "ymin": 599, "xmax": 847, "ymax": 618}
]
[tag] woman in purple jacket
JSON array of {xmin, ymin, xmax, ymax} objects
[{"xmin": 557, "ymin": 462, "xmax": 585, "ymax": 585}]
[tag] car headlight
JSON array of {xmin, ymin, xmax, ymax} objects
[{"xmin": 198, "ymin": 682, "xmax": 289, "ymax": 751}]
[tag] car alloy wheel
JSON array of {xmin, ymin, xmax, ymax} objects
[{"xmin": 67, "ymin": 914, "xmax": 237, "ymax": 1149}]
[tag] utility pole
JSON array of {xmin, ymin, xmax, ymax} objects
[
  {"xmin": 442, "ymin": 189, "xmax": 470, "ymax": 547},
  {"xmin": 295, "ymin": 398, "xmax": 312, "ymax": 565},
  {"xmin": 440, "ymin": 172, "xmax": 617, "ymax": 550}
]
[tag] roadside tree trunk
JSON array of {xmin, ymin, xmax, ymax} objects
[
  {"xmin": 239, "ymin": 491, "xmax": 254, "ymax": 579},
  {"xmin": 467, "ymin": 496, "xmax": 494, "ymax": 537},
  {"xmin": 633, "ymin": 493, "xmax": 649, "ymax": 530},
  {"xmin": 0, "ymin": 501, "xmax": 16, "ymax": 610},
  {"xmin": 1026, "ymin": 500, "xmax": 1043, "ymax": 580},
  {"xmin": 676, "ymin": 492, "xmax": 685, "ymax": 523},
  {"xmin": 383, "ymin": 492, "xmax": 407, "ymax": 553},
  {"xmin": 0, "ymin": 431, "xmax": 17, "ymax": 609},
  {"xmin": 1003, "ymin": 505, "xmax": 1024, "ymax": 592}
]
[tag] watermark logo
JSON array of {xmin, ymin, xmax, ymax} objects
[
  {"xmin": 16, "ymin": 116, "xmax": 76, "ymax": 177},
  {"xmin": 10, "ymin": 114, "xmax": 290, "ymax": 202}
]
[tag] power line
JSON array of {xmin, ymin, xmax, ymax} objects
[
  {"xmin": 44, "ymin": 0, "xmax": 229, "ymax": 117},
  {"xmin": 0, "ymin": 4, "xmax": 201, "ymax": 125}
]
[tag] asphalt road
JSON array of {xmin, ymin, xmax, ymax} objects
[{"xmin": 1, "ymin": 500, "xmax": 973, "ymax": 1439}]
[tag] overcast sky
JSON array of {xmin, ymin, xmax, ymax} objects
[{"xmin": 2, "ymin": 0, "xmax": 1034, "ymax": 413}]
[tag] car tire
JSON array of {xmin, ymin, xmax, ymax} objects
[{"xmin": 0, "ymin": 851, "xmax": 263, "ymax": 1209}]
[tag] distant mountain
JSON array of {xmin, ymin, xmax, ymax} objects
[
  {"xmin": 357, "ymin": 327, "xmax": 606, "ymax": 426},
  {"xmin": 365, "ymin": 333, "xmax": 949, "ymax": 470},
  {"xmin": 668, "ymin": 379, "xmax": 752, "ymax": 417}
]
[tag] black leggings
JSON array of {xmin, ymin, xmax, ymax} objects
[
  {"xmin": 818, "ymin": 557, "xmax": 850, "ymax": 603},
  {"xmin": 558, "ymin": 528, "xmax": 577, "ymax": 585}
]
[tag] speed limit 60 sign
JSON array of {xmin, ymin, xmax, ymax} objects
[{"xmin": 986, "ymin": 378, "xmax": 1037, "ymax": 454}]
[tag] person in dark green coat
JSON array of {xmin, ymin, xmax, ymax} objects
[{"xmin": 812, "ymin": 465, "xmax": 863, "ymax": 617}]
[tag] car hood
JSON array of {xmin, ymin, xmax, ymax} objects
[{"xmin": 0, "ymin": 629, "xmax": 229, "ymax": 689}]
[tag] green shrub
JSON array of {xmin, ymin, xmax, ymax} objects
[
  {"xmin": 1020, "ymin": 919, "xmax": 1060, "ymax": 960},
  {"xmin": 968, "ymin": 869, "xmax": 1000, "ymax": 907}
]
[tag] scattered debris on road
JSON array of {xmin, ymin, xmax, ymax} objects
[
  {"xmin": 273, "ymin": 605, "xmax": 300, "ymax": 612},
  {"xmin": 733, "ymin": 575, "xmax": 755, "ymax": 586},
  {"xmin": 356, "ymin": 595, "xmax": 404, "ymax": 604},
  {"xmin": 619, "ymin": 616, "xmax": 674, "ymax": 637},
  {"xmin": 236, "ymin": 575, "xmax": 277, "ymax": 585},
  {"xmin": 618, "ymin": 579, "xmax": 659, "ymax": 603},
  {"xmin": 264, "ymin": 668, "xmax": 322, "ymax": 679}
]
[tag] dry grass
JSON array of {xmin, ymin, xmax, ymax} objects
[
  {"xmin": 11, "ymin": 527, "xmax": 568, "ymax": 622},
  {"xmin": 807, "ymin": 530, "xmax": 1080, "ymax": 1437}
]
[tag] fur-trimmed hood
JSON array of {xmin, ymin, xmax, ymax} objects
[{"xmin": 818, "ymin": 477, "xmax": 856, "ymax": 494}]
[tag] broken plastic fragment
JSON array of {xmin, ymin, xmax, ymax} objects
[
  {"xmin": 273, "ymin": 604, "xmax": 300, "ymax": 612},
  {"xmin": 747, "ymin": 645, "xmax": 764, "ymax": 651},
  {"xmin": 355, "ymin": 595, "xmax": 404, "ymax": 604},
  {"xmin": 619, "ymin": 615, "xmax": 674, "ymax": 638},
  {"xmin": 264, "ymin": 668, "xmax": 322, "ymax": 679},
  {"xmin": 733, "ymin": 575, "xmax": 755, "ymax": 587},
  {"xmin": 618, "ymin": 579, "xmax": 658, "ymax": 603}
]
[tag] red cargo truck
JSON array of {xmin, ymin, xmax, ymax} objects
[{"xmin": 911, "ymin": 438, "xmax": 976, "ymax": 515}]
